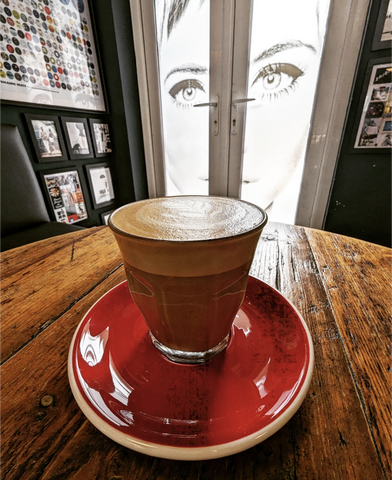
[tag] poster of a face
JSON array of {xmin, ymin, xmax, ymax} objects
[
  {"xmin": 155, "ymin": 0, "xmax": 330, "ymax": 220},
  {"xmin": 43, "ymin": 171, "xmax": 88, "ymax": 223},
  {"xmin": 0, "ymin": 0, "xmax": 105, "ymax": 111},
  {"xmin": 355, "ymin": 63, "xmax": 392, "ymax": 148}
]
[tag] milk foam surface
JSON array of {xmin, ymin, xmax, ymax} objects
[{"xmin": 110, "ymin": 196, "xmax": 266, "ymax": 241}]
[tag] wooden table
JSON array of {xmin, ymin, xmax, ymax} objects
[{"xmin": 1, "ymin": 223, "xmax": 390, "ymax": 479}]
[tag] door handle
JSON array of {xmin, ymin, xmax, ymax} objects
[
  {"xmin": 232, "ymin": 98, "xmax": 255, "ymax": 105},
  {"xmin": 231, "ymin": 98, "xmax": 255, "ymax": 134},
  {"xmin": 193, "ymin": 102, "xmax": 218, "ymax": 108},
  {"xmin": 193, "ymin": 97, "xmax": 220, "ymax": 136}
]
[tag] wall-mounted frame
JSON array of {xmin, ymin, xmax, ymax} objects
[
  {"xmin": 351, "ymin": 58, "xmax": 392, "ymax": 152},
  {"xmin": 89, "ymin": 119, "xmax": 113, "ymax": 157},
  {"xmin": 100, "ymin": 210, "xmax": 115, "ymax": 225},
  {"xmin": 372, "ymin": 0, "xmax": 392, "ymax": 51},
  {"xmin": 85, "ymin": 162, "xmax": 115, "ymax": 209},
  {"xmin": 25, "ymin": 114, "xmax": 68, "ymax": 163},
  {"xmin": 0, "ymin": 0, "xmax": 106, "ymax": 112},
  {"xmin": 61, "ymin": 117, "xmax": 94, "ymax": 160},
  {"xmin": 41, "ymin": 169, "xmax": 88, "ymax": 224}
]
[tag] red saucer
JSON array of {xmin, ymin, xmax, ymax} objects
[{"xmin": 68, "ymin": 276, "xmax": 313, "ymax": 460}]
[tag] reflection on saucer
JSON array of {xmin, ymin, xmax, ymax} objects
[{"xmin": 68, "ymin": 277, "xmax": 313, "ymax": 460}]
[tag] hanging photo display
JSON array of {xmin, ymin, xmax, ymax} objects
[
  {"xmin": 61, "ymin": 116, "xmax": 93, "ymax": 159},
  {"xmin": 89, "ymin": 118, "xmax": 112, "ymax": 157},
  {"xmin": 0, "ymin": 0, "xmax": 105, "ymax": 111},
  {"xmin": 25, "ymin": 113, "xmax": 68, "ymax": 161},
  {"xmin": 380, "ymin": 0, "xmax": 392, "ymax": 43},
  {"xmin": 85, "ymin": 162, "xmax": 115, "ymax": 209},
  {"xmin": 355, "ymin": 63, "xmax": 392, "ymax": 148},
  {"xmin": 100, "ymin": 209, "xmax": 114, "ymax": 225},
  {"xmin": 43, "ymin": 169, "xmax": 88, "ymax": 223}
]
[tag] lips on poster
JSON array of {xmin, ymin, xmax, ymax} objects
[
  {"xmin": 0, "ymin": 0, "xmax": 105, "ymax": 111},
  {"xmin": 355, "ymin": 63, "xmax": 392, "ymax": 148}
]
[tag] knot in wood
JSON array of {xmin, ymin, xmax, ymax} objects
[{"xmin": 40, "ymin": 395, "xmax": 53, "ymax": 407}]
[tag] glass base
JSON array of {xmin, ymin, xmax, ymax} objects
[{"xmin": 149, "ymin": 332, "xmax": 230, "ymax": 364}]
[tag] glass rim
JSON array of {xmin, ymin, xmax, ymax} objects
[{"xmin": 108, "ymin": 195, "xmax": 268, "ymax": 244}]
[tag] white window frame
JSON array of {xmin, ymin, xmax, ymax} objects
[
  {"xmin": 295, "ymin": 0, "xmax": 371, "ymax": 228},
  {"xmin": 129, "ymin": 0, "xmax": 370, "ymax": 227}
]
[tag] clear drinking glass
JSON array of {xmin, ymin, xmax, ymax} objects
[{"xmin": 109, "ymin": 196, "xmax": 267, "ymax": 364}]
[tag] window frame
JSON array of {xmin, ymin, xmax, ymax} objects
[{"xmin": 129, "ymin": 0, "xmax": 370, "ymax": 228}]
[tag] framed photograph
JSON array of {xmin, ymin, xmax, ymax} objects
[
  {"xmin": 85, "ymin": 163, "xmax": 115, "ymax": 209},
  {"xmin": 100, "ymin": 210, "xmax": 115, "ymax": 225},
  {"xmin": 89, "ymin": 119, "xmax": 113, "ymax": 157},
  {"xmin": 0, "ymin": 0, "xmax": 106, "ymax": 111},
  {"xmin": 352, "ymin": 59, "xmax": 392, "ymax": 151},
  {"xmin": 25, "ymin": 115, "xmax": 68, "ymax": 163},
  {"xmin": 372, "ymin": 0, "xmax": 392, "ymax": 51},
  {"xmin": 61, "ymin": 117, "xmax": 94, "ymax": 160},
  {"xmin": 41, "ymin": 169, "xmax": 88, "ymax": 224}
]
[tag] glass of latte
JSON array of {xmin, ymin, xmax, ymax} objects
[{"xmin": 109, "ymin": 196, "xmax": 267, "ymax": 364}]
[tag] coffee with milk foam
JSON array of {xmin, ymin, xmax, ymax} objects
[
  {"xmin": 109, "ymin": 196, "xmax": 267, "ymax": 359},
  {"xmin": 110, "ymin": 196, "xmax": 265, "ymax": 241}
]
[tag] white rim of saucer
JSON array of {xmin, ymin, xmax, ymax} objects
[{"xmin": 67, "ymin": 279, "xmax": 314, "ymax": 461}]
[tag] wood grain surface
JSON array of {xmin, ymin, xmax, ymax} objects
[{"xmin": 1, "ymin": 224, "xmax": 390, "ymax": 480}]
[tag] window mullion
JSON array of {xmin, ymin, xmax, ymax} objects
[
  {"xmin": 227, "ymin": 0, "xmax": 253, "ymax": 199},
  {"xmin": 208, "ymin": 0, "xmax": 236, "ymax": 197},
  {"xmin": 131, "ymin": 0, "xmax": 166, "ymax": 198}
]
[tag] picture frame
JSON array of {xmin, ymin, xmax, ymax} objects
[
  {"xmin": 25, "ymin": 114, "xmax": 68, "ymax": 163},
  {"xmin": 61, "ymin": 117, "xmax": 94, "ymax": 160},
  {"xmin": 100, "ymin": 210, "xmax": 115, "ymax": 225},
  {"xmin": 0, "ymin": 0, "xmax": 106, "ymax": 112},
  {"xmin": 85, "ymin": 163, "xmax": 115, "ymax": 209},
  {"xmin": 41, "ymin": 169, "xmax": 88, "ymax": 224},
  {"xmin": 89, "ymin": 119, "xmax": 113, "ymax": 157},
  {"xmin": 372, "ymin": 0, "xmax": 392, "ymax": 51},
  {"xmin": 351, "ymin": 58, "xmax": 392, "ymax": 152}
]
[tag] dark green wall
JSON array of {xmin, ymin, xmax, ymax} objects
[
  {"xmin": 1, "ymin": 0, "xmax": 147, "ymax": 228},
  {"xmin": 324, "ymin": 0, "xmax": 391, "ymax": 247}
]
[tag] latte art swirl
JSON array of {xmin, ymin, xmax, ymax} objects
[{"xmin": 111, "ymin": 196, "xmax": 266, "ymax": 241}]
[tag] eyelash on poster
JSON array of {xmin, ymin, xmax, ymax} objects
[
  {"xmin": 166, "ymin": 61, "xmax": 306, "ymax": 107},
  {"xmin": 251, "ymin": 62, "xmax": 306, "ymax": 101},
  {"xmin": 168, "ymin": 79, "xmax": 206, "ymax": 109}
]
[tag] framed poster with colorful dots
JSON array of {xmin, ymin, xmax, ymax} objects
[{"xmin": 0, "ymin": 0, "xmax": 106, "ymax": 111}]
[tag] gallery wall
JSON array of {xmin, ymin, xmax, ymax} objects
[
  {"xmin": 1, "ymin": 0, "xmax": 148, "ymax": 228},
  {"xmin": 323, "ymin": 0, "xmax": 391, "ymax": 247}
]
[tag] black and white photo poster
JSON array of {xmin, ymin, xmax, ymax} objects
[
  {"xmin": 61, "ymin": 116, "xmax": 93, "ymax": 159},
  {"xmin": 380, "ymin": 0, "xmax": 392, "ymax": 43},
  {"xmin": 65, "ymin": 121, "xmax": 90, "ymax": 155},
  {"xmin": 86, "ymin": 163, "xmax": 115, "ymax": 208},
  {"xmin": 25, "ymin": 114, "xmax": 67, "ymax": 161},
  {"xmin": 89, "ymin": 118, "xmax": 112, "ymax": 156}
]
